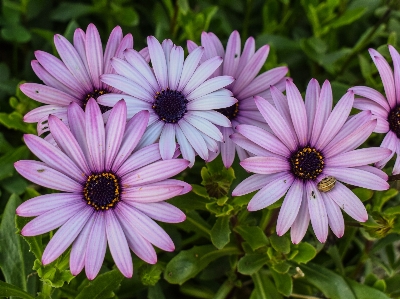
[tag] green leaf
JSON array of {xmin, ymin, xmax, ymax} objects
[
  {"xmin": 51, "ymin": 2, "xmax": 94, "ymax": 21},
  {"xmin": 174, "ymin": 211, "xmax": 211, "ymax": 238},
  {"xmin": 270, "ymin": 234, "xmax": 290, "ymax": 254},
  {"xmin": 289, "ymin": 242, "xmax": 317, "ymax": 263},
  {"xmin": 251, "ymin": 270, "xmax": 283, "ymax": 299},
  {"xmin": 0, "ymin": 112, "xmax": 36, "ymax": 133},
  {"xmin": 179, "ymin": 282, "xmax": 214, "ymax": 298},
  {"xmin": 15, "ymin": 215, "xmax": 43, "ymax": 260},
  {"xmin": 330, "ymin": 7, "xmax": 366, "ymax": 28},
  {"xmin": 75, "ymin": 269, "xmax": 124, "ymax": 299},
  {"xmin": 33, "ymin": 258, "xmax": 74, "ymax": 288},
  {"xmin": 1, "ymin": 24, "xmax": 31, "ymax": 43},
  {"xmin": 0, "ymin": 132, "xmax": 13, "ymax": 153},
  {"xmin": 0, "ymin": 280, "xmax": 35, "ymax": 299},
  {"xmin": 234, "ymin": 225, "xmax": 268, "ymax": 250},
  {"xmin": 300, "ymin": 263, "xmax": 356, "ymax": 299},
  {"xmin": 139, "ymin": 264, "xmax": 163, "ymax": 286},
  {"xmin": 271, "ymin": 270, "xmax": 292, "ymax": 296},
  {"xmin": 237, "ymin": 254, "xmax": 269, "ymax": 275},
  {"xmin": 164, "ymin": 244, "xmax": 240, "ymax": 284},
  {"xmin": 148, "ymin": 283, "xmax": 166, "ymax": 299},
  {"xmin": 353, "ymin": 187, "xmax": 374, "ymax": 202},
  {"xmin": 0, "ymin": 194, "xmax": 37, "ymax": 295},
  {"xmin": 346, "ymin": 278, "xmax": 390, "ymax": 299},
  {"xmin": 372, "ymin": 189, "xmax": 398, "ymax": 212},
  {"xmin": 0, "ymin": 145, "xmax": 29, "ymax": 180},
  {"xmin": 211, "ymin": 216, "xmax": 231, "ymax": 249}
]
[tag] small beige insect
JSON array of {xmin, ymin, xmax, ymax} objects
[{"xmin": 317, "ymin": 176, "xmax": 336, "ymax": 192}]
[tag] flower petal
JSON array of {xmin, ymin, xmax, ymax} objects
[
  {"xmin": 177, "ymin": 47, "xmax": 204, "ymax": 91},
  {"xmin": 247, "ymin": 172, "xmax": 293, "ymax": 211},
  {"xmin": 148, "ymin": 36, "xmax": 168, "ymax": 89},
  {"xmin": 310, "ymin": 80, "xmax": 332, "ymax": 147},
  {"xmin": 323, "ymin": 193, "xmax": 344, "ymax": 238},
  {"xmin": 350, "ymin": 86, "xmax": 390, "ymax": 111},
  {"xmin": 306, "ymin": 182, "xmax": 328, "ymax": 243},
  {"xmin": 122, "ymin": 185, "xmax": 184, "ymax": 202},
  {"xmin": 103, "ymin": 26, "xmax": 123, "ymax": 74},
  {"xmin": 325, "ymin": 147, "xmax": 392, "ymax": 167},
  {"xmin": 124, "ymin": 49, "xmax": 159, "ymax": 91},
  {"xmin": 290, "ymin": 193, "xmax": 309, "ymax": 244},
  {"xmin": 86, "ymin": 24, "xmax": 104, "ymax": 89},
  {"xmin": 127, "ymin": 202, "xmax": 185, "ymax": 223},
  {"xmin": 175, "ymin": 125, "xmax": 196, "ymax": 167},
  {"xmin": 85, "ymin": 213, "xmax": 107, "ymax": 280},
  {"xmin": 20, "ymin": 83, "xmax": 79, "ymax": 106},
  {"xmin": 240, "ymin": 156, "xmax": 290, "ymax": 174},
  {"xmin": 169, "ymin": 46, "xmax": 184, "ymax": 90},
  {"xmin": 305, "ymin": 79, "xmax": 320, "ymax": 140},
  {"xmin": 159, "ymin": 123, "xmax": 176, "ymax": 160},
  {"xmin": 286, "ymin": 79, "xmax": 308, "ymax": 146},
  {"xmin": 186, "ymin": 76, "xmax": 234, "ymax": 100},
  {"xmin": 178, "ymin": 119, "xmax": 208, "ymax": 160}
]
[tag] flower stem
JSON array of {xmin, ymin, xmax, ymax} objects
[
  {"xmin": 290, "ymin": 294, "xmax": 324, "ymax": 299},
  {"xmin": 212, "ymin": 279, "xmax": 235, "ymax": 299}
]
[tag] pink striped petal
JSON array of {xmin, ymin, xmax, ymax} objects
[
  {"xmin": 175, "ymin": 125, "xmax": 196, "ymax": 167},
  {"xmin": 169, "ymin": 46, "xmax": 184, "ymax": 90},
  {"xmin": 276, "ymin": 179, "xmax": 303, "ymax": 236},
  {"xmin": 186, "ymin": 76, "xmax": 234, "ymax": 100},
  {"xmin": 128, "ymin": 202, "xmax": 185, "ymax": 223},
  {"xmin": 305, "ymin": 79, "xmax": 320, "ymax": 140},
  {"xmin": 229, "ymin": 132, "xmax": 273, "ymax": 157},
  {"xmin": 306, "ymin": 182, "xmax": 328, "ymax": 243},
  {"xmin": 148, "ymin": 36, "xmax": 168, "ymax": 89},
  {"xmin": 353, "ymin": 98, "xmax": 389, "ymax": 119},
  {"xmin": 86, "ymin": 24, "xmax": 103, "ymax": 89},
  {"xmin": 85, "ymin": 98, "xmax": 106, "ymax": 172},
  {"xmin": 310, "ymin": 80, "xmax": 332, "ymax": 147},
  {"xmin": 247, "ymin": 172, "xmax": 293, "ymax": 211},
  {"xmin": 85, "ymin": 213, "xmax": 107, "ymax": 280},
  {"xmin": 177, "ymin": 47, "xmax": 204, "ymax": 91},
  {"xmin": 179, "ymin": 119, "xmax": 208, "ymax": 160},
  {"xmin": 124, "ymin": 49, "xmax": 159, "ymax": 91},
  {"xmin": 376, "ymin": 131, "xmax": 398, "ymax": 169},
  {"xmin": 350, "ymin": 86, "xmax": 390, "ymax": 111},
  {"xmin": 159, "ymin": 123, "xmax": 176, "ymax": 160},
  {"xmin": 223, "ymin": 30, "xmax": 240, "ymax": 77},
  {"xmin": 42, "ymin": 207, "xmax": 92, "ymax": 265},
  {"xmin": 103, "ymin": 26, "xmax": 123, "ymax": 74},
  {"xmin": 221, "ymin": 127, "xmax": 235, "ymax": 168},
  {"xmin": 24, "ymin": 105, "xmax": 67, "ymax": 123},
  {"xmin": 323, "ymin": 193, "xmax": 344, "ymax": 238},
  {"xmin": 14, "ymin": 160, "xmax": 82, "ymax": 192},
  {"xmin": 235, "ymin": 37, "xmax": 255, "ymax": 76},
  {"xmin": 105, "ymin": 211, "xmax": 133, "ymax": 278},
  {"xmin": 20, "ymin": 83, "xmax": 79, "ymax": 105},
  {"xmin": 232, "ymin": 173, "xmax": 272, "ymax": 196},
  {"xmin": 326, "ymin": 181, "xmax": 368, "ymax": 222},
  {"xmin": 325, "ymin": 147, "xmax": 392, "ymax": 167},
  {"xmin": 122, "ymin": 185, "xmax": 184, "ymax": 202},
  {"xmin": 286, "ymin": 79, "xmax": 308, "ymax": 146},
  {"xmin": 389, "ymin": 45, "xmax": 400, "ymax": 105},
  {"xmin": 240, "ymin": 156, "xmax": 290, "ymax": 174},
  {"xmin": 290, "ymin": 193, "xmax": 309, "ymax": 244},
  {"xmin": 105, "ymin": 100, "xmax": 126, "ymax": 170}
]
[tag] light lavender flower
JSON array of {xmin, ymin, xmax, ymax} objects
[
  {"xmin": 99, "ymin": 36, "xmax": 236, "ymax": 167},
  {"xmin": 350, "ymin": 46, "xmax": 400, "ymax": 174},
  {"xmin": 231, "ymin": 79, "xmax": 390, "ymax": 243},
  {"xmin": 187, "ymin": 31, "xmax": 288, "ymax": 167},
  {"xmin": 15, "ymin": 99, "xmax": 190, "ymax": 280},
  {"xmin": 20, "ymin": 23, "xmax": 144, "ymax": 138}
]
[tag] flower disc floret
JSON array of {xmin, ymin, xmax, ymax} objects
[
  {"xmin": 290, "ymin": 147, "xmax": 324, "ymax": 180},
  {"xmin": 84, "ymin": 172, "xmax": 120, "ymax": 210},
  {"xmin": 153, "ymin": 89, "xmax": 188, "ymax": 123},
  {"xmin": 84, "ymin": 89, "xmax": 111, "ymax": 113},
  {"xmin": 216, "ymin": 102, "xmax": 239, "ymax": 120},
  {"xmin": 388, "ymin": 106, "xmax": 400, "ymax": 138}
]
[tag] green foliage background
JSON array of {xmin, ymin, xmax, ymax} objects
[{"xmin": 1, "ymin": 0, "xmax": 400, "ymax": 298}]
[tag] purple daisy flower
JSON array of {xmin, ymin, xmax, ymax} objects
[
  {"xmin": 15, "ymin": 99, "xmax": 190, "ymax": 280},
  {"xmin": 20, "ymin": 23, "xmax": 144, "ymax": 137},
  {"xmin": 187, "ymin": 31, "xmax": 288, "ymax": 167},
  {"xmin": 99, "ymin": 36, "xmax": 236, "ymax": 166},
  {"xmin": 231, "ymin": 78, "xmax": 390, "ymax": 243},
  {"xmin": 350, "ymin": 46, "xmax": 400, "ymax": 174}
]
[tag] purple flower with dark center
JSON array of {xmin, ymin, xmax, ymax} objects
[
  {"xmin": 231, "ymin": 78, "xmax": 390, "ymax": 243},
  {"xmin": 350, "ymin": 46, "xmax": 400, "ymax": 174},
  {"xmin": 20, "ymin": 23, "xmax": 145, "ymax": 138},
  {"xmin": 15, "ymin": 99, "xmax": 190, "ymax": 279},
  {"xmin": 99, "ymin": 36, "xmax": 236, "ymax": 167},
  {"xmin": 187, "ymin": 31, "xmax": 288, "ymax": 167}
]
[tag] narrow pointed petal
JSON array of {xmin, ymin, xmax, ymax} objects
[
  {"xmin": 286, "ymin": 79, "xmax": 308, "ymax": 146},
  {"xmin": 85, "ymin": 213, "xmax": 107, "ymax": 280},
  {"xmin": 254, "ymin": 96, "xmax": 297, "ymax": 152},
  {"xmin": 159, "ymin": 123, "xmax": 176, "ymax": 160},
  {"xmin": 70, "ymin": 212, "xmax": 95, "ymax": 276},
  {"xmin": 310, "ymin": 80, "xmax": 332, "ymax": 146},
  {"xmin": 24, "ymin": 105, "xmax": 67, "ymax": 123},
  {"xmin": 369, "ymin": 48, "xmax": 396, "ymax": 108},
  {"xmin": 20, "ymin": 83, "xmax": 79, "ymax": 105},
  {"xmin": 117, "ymin": 211, "xmax": 157, "ymax": 264},
  {"xmin": 73, "ymin": 28, "xmax": 89, "ymax": 74},
  {"xmin": 353, "ymin": 98, "xmax": 389, "ymax": 119},
  {"xmin": 86, "ymin": 24, "xmax": 103, "ymax": 89},
  {"xmin": 175, "ymin": 125, "xmax": 196, "ymax": 166},
  {"xmin": 23, "ymin": 134, "xmax": 85, "ymax": 181},
  {"xmin": 186, "ymin": 76, "xmax": 234, "ymax": 100},
  {"xmin": 323, "ymin": 193, "xmax": 344, "ymax": 238},
  {"xmin": 324, "ymin": 166, "xmax": 389, "ymax": 190},
  {"xmin": 124, "ymin": 49, "xmax": 160, "ymax": 91},
  {"xmin": 235, "ymin": 37, "xmax": 255, "ymax": 76},
  {"xmin": 103, "ymin": 26, "xmax": 123, "ymax": 74},
  {"xmin": 247, "ymin": 172, "xmax": 293, "ymax": 211},
  {"xmin": 147, "ymin": 36, "xmax": 168, "ymax": 89},
  {"xmin": 42, "ymin": 207, "xmax": 92, "ymax": 265},
  {"xmin": 240, "ymin": 156, "xmax": 290, "ymax": 174},
  {"xmin": 122, "ymin": 185, "xmax": 184, "ymax": 202},
  {"xmin": 121, "ymin": 159, "xmax": 189, "ymax": 187},
  {"xmin": 105, "ymin": 211, "xmax": 132, "ymax": 278},
  {"xmin": 169, "ymin": 46, "xmax": 184, "ymax": 90},
  {"xmin": 229, "ymin": 132, "xmax": 272, "ymax": 157},
  {"xmin": 128, "ymin": 202, "xmax": 185, "ymax": 223},
  {"xmin": 315, "ymin": 91, "xmax": 354, "ymax": 149},
  {"xmin": 305, "ymin": 78, "xmax": 320, "ymax": 140},
  {"xmin": 187, "ymin": 94, "xmax": 237, "ymax": 110},
  {"xmin": 105, "ymin": 100, "xmax": 127, "ymax": 170},
  {"xmin": 17, "ymin": 193, "xmax": 81, "ymax": 217},
  {"xmin": 350, "ymin": 86, "xmax": 390, "ymax": 111},
  {"xmin": 355, "ymin": 165, "xmax": 388, "ymax": 180},
  {"xmin": 101, "ymin": 74, "xmax": 153, "ymax": 101},
  {"xmin": 135, "ymin": 120, "xmax": 164, "ymax": 150},
  {"xmin": 389, "ymin": 45, "xmax": 400, "ymax": 104},
  {"xmin": 270, "ymin": 86, "xmax": 293, "ymax": 135},
  {"xmin": 21, "ymin": 201, "xmax": 86, "ymax": 236},
  {"xmin": 110, "ymin": 110, "xmax": 150, "ymax": 171},
  {"xmin": 232, "ymin": 173, "xmax": 273, "ymax": 196},
  {"xmin": 223, "ymin": 30, "xmax": 240, "ymax": 77},
  {"xmin": 187, "ymin": 110, "xmax": 231, "ymax": 127},
  {"xmin": 15, "ymin": 160, "xmax": 82, "ymax": 192},
  {"xmin": 177, "ymin": 47, "xmax": 204, "ymax": 91},
  {"xmin": 325, "ymin": 148, "xmax": 392, "ymax": 167},
  {"xmin": 236, "ymin": 124, "xmax": 290, "ymax": 157},
  {"xmin": 306, "ymin": 182, "xmax": 328, "ymax": 243},
  {"xmin": 184, "ymin": 114, "xmax": 222, "ymax": 141},
  {"xmin": 117, "ymin": 203, "xmax": 175, "ymax": 251},
  {"xmin": 290, "ymin": 193, "xmax": 309, "ymax": 244},
  {"xmin": 178, "ymin": 119, "xmax": 208, "ymax": 160},
  {"xmin": 276, "ymin": 179, "xmax": 303, "ymax": 236},
  {"xmin": 85, "ymin": 98, "xmax": 106, "ymax": 172},
  {"xmin": 221, "ymin": 127, "xmax": 236, "ymax": 168},
  {"xmin": 376, "ymin": 131, "xmax": 398, "ymax": 169},
  {"xmin": 326, "ymin": 181, "xmax": 368, "ymax": 222},
  {"xmin": 54, "ymin": 34, "xmax": 92, "ymax": 91}
]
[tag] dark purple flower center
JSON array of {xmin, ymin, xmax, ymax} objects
[
  {"xmin": 216, "ymin": 103, "xmax": 239, "ymax": 120},
  {"xmin": 83, "ymin": 172, "xmax": 120, "ymax": 210},
  {"xmin": 290, "ymin": 146, "xmax": 324, "ymax": 180},
  {"xmin": 388, "ymin": 106, "xmax": 400, "ymax": 138},
  {"xmin": 152, "ymin": 89, "xmax": 188, "ymax": 123},
  {"xmin": 83, "ymin": 89, "xmax": 111, "ymax": 114}
]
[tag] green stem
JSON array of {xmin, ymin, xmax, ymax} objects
[
  {"xmin": 290, "ymin": 294, "xmax": 324, "ymax": 299},
  {"xmin": 213, "ymin": 279, "xmax": 234, "ymax": 299},
  {"xmin": 41, "ymin": 282, "xmax": 53, "ymax": 297},
  {"xmin": 259, "ymin": 209, "xmax": 273, "ymax": 231}
]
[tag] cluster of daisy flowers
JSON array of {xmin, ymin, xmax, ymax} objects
[{"xmin": 14, "ymin": 23, "xmax": 400, "ymax": 279}]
